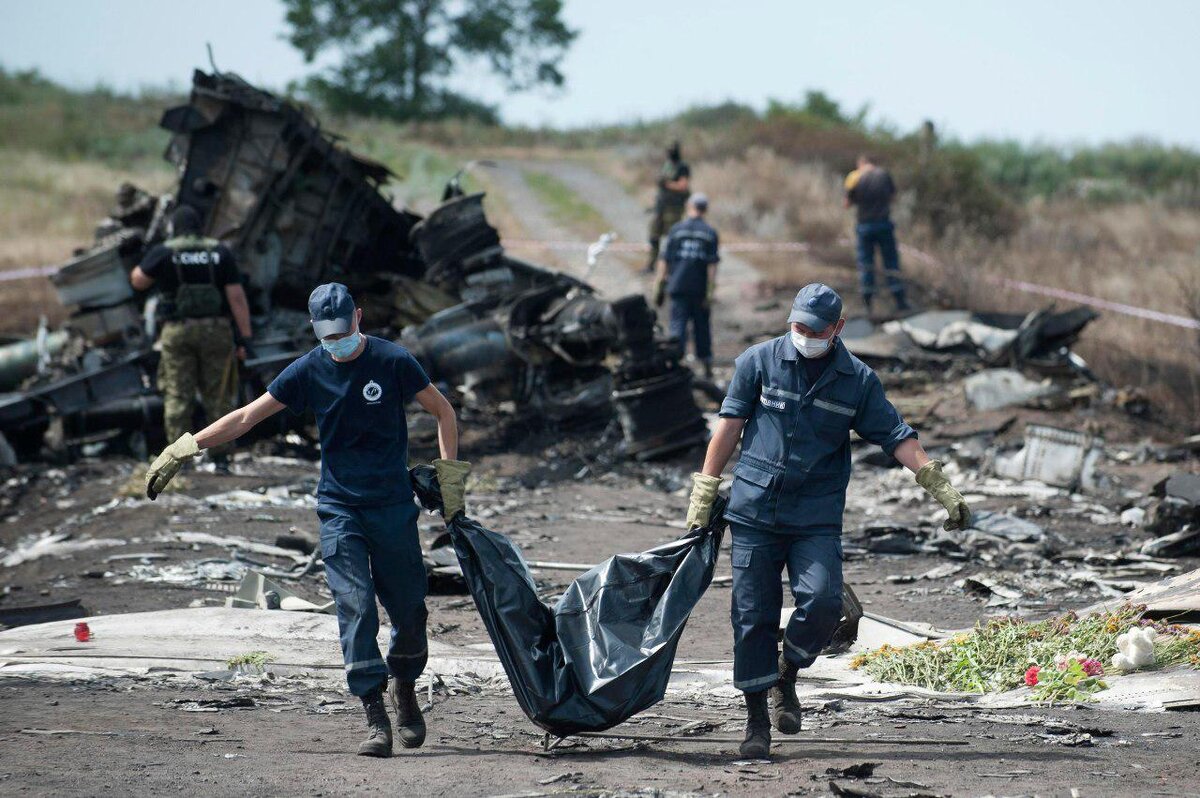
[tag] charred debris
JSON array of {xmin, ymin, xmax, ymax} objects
[{"xmin": 0, "ymin": 70, "xmax": 706, "ymax": 463}]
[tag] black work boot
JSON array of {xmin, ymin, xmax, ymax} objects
[
  {"xmin": 388, "ymin": 680, "xmax": 427, "ymax": 749},
  {"xmin": 770, "ymin": 656, "xmax": 803, "ymax": 734},
  {"xmin": 357, "ymin": 688, "xmax": 393, "ymax": 757},
  {"xmin": 739, "ymin": 689, "xmax": 772, "ymax": 759}
]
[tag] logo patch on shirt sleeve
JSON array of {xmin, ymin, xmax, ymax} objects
[
  {"xmin": 760, "ymin": 395, "xmax": 786, "ymax": 411},
  {"xmin": 362, "ymin": 380, "xmax": 383, "ymax": 403}
]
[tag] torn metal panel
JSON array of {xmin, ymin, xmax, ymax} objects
[
  {"xmin": 1109, "ymin": 567, "xmax": 1200, "ymax": 620},
  {"xmin": 163, "ymin": 70, "xmax": 423, "ymax": 308},
  {"xmin": 992, "ymin": 424, "xmax": 1104, "ymax": 491},
  {"xmin": 226, "ymin": 570, "xmax": 334, "ymax": 614}
]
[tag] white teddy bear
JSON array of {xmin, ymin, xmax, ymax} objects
[{"xmin": 1112, "ymin": 626, "xmax": 1156, "ymax": 672}]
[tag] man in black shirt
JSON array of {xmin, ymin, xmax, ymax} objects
[
  {"xmin": 845, "ymin": 154, "xmax": 909, "ymax": 313},
  {"xmin": 130, "ymin": 205, "xmax": 253, "ymax": 460},
  {"xmin": 653, "ymin": 193, "xmax": 719, "ymax": 378},
  {"xmin": 645, "ymin": 141, "xmax": 691, "ymax": 272}
]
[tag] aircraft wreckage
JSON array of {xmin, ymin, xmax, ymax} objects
[{"xmin": 0, "ymin": 69, "xmax": 707, "ymax": 463}]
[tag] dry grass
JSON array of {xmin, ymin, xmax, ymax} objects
[
  {"xmin": 644, "ymin": 147, "xmax": 1200, "ymax": 421},
  {"xmin": 0, "ymin": 149, "xmax": 171, "ymax": 332}
]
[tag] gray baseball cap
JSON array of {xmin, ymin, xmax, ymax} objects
[
  {"xmin": 308, "ymin": 282, "xmax": 356, "ymax": 338},
  {"xmin": 787, "ymin": 283, "xmax": 843, "ymax": 332},
  {"xmin": 689, "ymin": 192, "xmax": 709, "ymax": 211}
]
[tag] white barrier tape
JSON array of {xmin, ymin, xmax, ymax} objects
[
  {"xmin": 896, "ymin": 243, "xmax": 1200, "ymax": 330},
  {"xmin": 0, "ymin": 266, "xmax": 59, "ymax": 283},
  {"xmin": 984, "ymin": 276, "xmax": 1200, "ymax": 330}
]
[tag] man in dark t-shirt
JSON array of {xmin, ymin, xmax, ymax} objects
[
  {"xmin": 142, "ymin": 283, "xmax": 469, "ymax": 759},
  {"xmin": 653, "ymin": 193, "xmax": 720, "ymax": 378},
  {"xmin": 130, "ymin": 205, "xmax": 253, "ymax": 459},
  {"xmin": 845, "ymin": 154, "xmax": 909, "ymax": 313}
]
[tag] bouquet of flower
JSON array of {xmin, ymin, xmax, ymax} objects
[{"xmin": 1024, "ymin": 652, "xmax": 1107, "ymax": 703}]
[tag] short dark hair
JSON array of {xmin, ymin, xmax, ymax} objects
[{"xmin": 171, "ymin": 204, "xmax": 202, "ymax": 234}]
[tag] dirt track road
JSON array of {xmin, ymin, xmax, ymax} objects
[{"xmin": 1, "ymin": 157, "xmax": 1198, "ymax": 796}]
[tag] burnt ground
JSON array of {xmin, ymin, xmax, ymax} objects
[
  {"xmin": 2, "ymin": 677, "xmax": 1199, "ymax": 797},
  {"xmin": 1, "ymin": 158, "xmax": 1199, "ymax": 796}
]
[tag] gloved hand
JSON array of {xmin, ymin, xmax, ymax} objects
[
  {"xmin": 915, "ymin": 460, "xmax": 971, "ymax": 531},
  {"xmin": 686, "ymin": 473, "xmax": 722, "ymax": 529},
  {"xmin": 146, "ymin": 433, "xmax": 201, "ymax": 500},
  {"xmin": 652, "ymin": 279, "xmax": 666, "ymax": 308},
  {"xmin": 433, "ymin": 458, "xmax": 471, "ymax": 522}
]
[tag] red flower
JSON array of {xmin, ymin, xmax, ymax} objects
[
  {"xmin": 1080, "ymin": 658, "xmax": 1104, "ymax": 677},
  {"xmin": 1024, "ymin": 665, "xmax": 1040, "ymax": 686}
]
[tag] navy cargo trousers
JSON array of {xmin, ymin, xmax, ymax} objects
[
  {"xmin": 729, "ymin": 523, "xmax": 844, "ymax": 693},
  {"xmin": 317, "ymin": 500, "xmax": 428, "ymax": 696}
]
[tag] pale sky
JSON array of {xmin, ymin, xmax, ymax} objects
[{"xmin": 2, "ymin": 0, "xmax": 1197, "ymax": 147}]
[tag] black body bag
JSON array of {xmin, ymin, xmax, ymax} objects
[{"xmin": 410, "ymin": 465, "xmax": 726, "ymax": 736}]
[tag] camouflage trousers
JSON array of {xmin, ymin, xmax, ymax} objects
[
  {"xmin": 158, "ymin": 318, "xmax": 238, "ymax": 454},
  {"xmin": 646, "ymin": 203, "xmax": 686, "ymax": 270}
]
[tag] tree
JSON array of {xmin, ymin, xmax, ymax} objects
[{"xmin": 283, "ymin": 0, "xmax": 576, "ymax": 123}]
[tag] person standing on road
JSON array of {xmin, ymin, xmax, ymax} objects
[
  {"xmin": 845, "ymin": 154, "xmax": 909, "ymax": 313},
  {"xmin": 653, "ymin": 193, "xmax": 720, "ymax": 379},
  {"xmin": 130, "ymin": 205, "xmax": 252, "ymax": 468},
  {"xmin": 644, "ymin": 140, "xmax": 691, "ymax": 273},
  {"xmin": 142, "ymin": 282, "xmax": 470, "ymax": 759},
  {"xmin": 684, "ymin": 283, "xmax": 969, "ymax": 760}
]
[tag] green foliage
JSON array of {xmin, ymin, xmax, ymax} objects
[
  {"xmin": 971, "ymin": 138, "xmax": 1200, "ymax": 206},
  {"xmin": 850, "ymin": 605, "xmax": 1200, "ymax": 702},
  {"xmin": 765, "ymin": 90, "xmax": 867, "ymax": 131},
  {"xmin": 282, "ymin": 0, "xmax": 576, "ymax": 123},
  {"xmin": 908, "ymin": 145, "xmax": 1021, "ymax": 240},
  {"xmin": 0, "ymin": 67, "xmax": 175, "ymax": 167}
]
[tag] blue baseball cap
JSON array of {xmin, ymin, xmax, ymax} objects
[
  {"xmin": 787, "ymin": 283, "xmax": 843, "ymax": 332},
  {"xmin": 308, "ymin": 283, "xmax": 356, "ymax": 338}
]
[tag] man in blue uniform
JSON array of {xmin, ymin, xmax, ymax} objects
[
  {"xmin": 653, "ymin": 193, "xmax": 720, "ymax": 378},
  {"xmin": 684, "ymin": 283, "xmax": 969, "ymax": 759},
  {"xmin": 143, "ymin": 283, "xmax": 469, "ymax": 759}
]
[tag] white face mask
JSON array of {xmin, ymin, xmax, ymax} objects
[{"xmin": 790, "ymin": 330, "xmax": 832, "ymax": 359}]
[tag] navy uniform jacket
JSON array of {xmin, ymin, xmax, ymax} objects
[
  {"xmin": 720, "ymin": 335, "xmax": 916, "ymax": 534},
  {"xmin": 662, "ymin": 217, "xmax": 720, "ymax": 298}
]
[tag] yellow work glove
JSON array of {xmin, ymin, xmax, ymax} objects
[
  {"xmin": 686, "ymin": 473, "xmax": 722, "ymax": 530},
  {"xmin": 146, "ymin": 433, "xmax": 201, "ymax": 500},
  {"xmin": 433, "ymin": 458, "xmax": 471, "ymax": 522},
  {"xmin": 915, "ymin": 460, "xmax": 971, "ymax": 531}
]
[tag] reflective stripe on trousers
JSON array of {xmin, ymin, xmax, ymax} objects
[
  {"xmin": 729, "ymin": 523, "xmax": 843, "ymax": 692},
  {"xmin": 318, "ymin": 500, "xmax": 428, "ymax": 696}
]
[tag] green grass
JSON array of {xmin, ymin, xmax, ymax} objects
[{"xmin": 521, "ymin": 168, "xmax": 606, "ymax": 231}]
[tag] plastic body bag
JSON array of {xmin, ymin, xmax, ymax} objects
[{"xmin": 410, "ymin": 466, "xmax": 727, "ymax": 736}]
